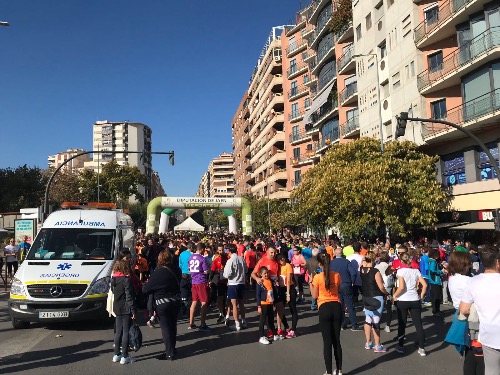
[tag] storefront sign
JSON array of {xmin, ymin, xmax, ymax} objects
[{"xmin": 478, "ymin": 211, "xmax": 494, "ymax": 221}]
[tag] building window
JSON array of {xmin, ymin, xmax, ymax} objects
[
  {"xmin": 430, "ymin": 99, "xmax": 447, "ymax": 119},
  {"xmin": 290, "ymin": 81, "xmax": 298, "ymax": 96},
  {"xmin": 291, "ymin": 102, "xmax": 299, "ymax": 118},
  {"xmin": 293, "ymin": 147, "xmax": 300, "ymax": 158},
  {"xmin": 381, "ymin": 81, "xmax": 389, "ymax": 99},
  {"xmin": 443, "ymin": 152, "xmax": 466, "ymax": 185},
  {"xmin": 424, "ymin": 5, "xmax": 439, "ymax": 25},
  {"xmin": 305, "ymin": 97, "xmax": 311, "ymax": 108},
  {"xmin": 366, "ymin": 13, "xmax": 372, "ymax": 30},
  {"xmin": 392, "ymin": 72, "xmax": 401, "ymax": 90},
  {"xmin": 294, "ymin": 170, "xmax": 301, "ymax": 185},
  {"xmin": 428, "ymin": 51, "xmax": 443, "ymax": 73},
  {"xmin": 356, "ymin": 24, "xmax": 362, "ymax": 40},
  {"xmin": 479, "ymin": 143, "xmax": 499, "ymax": 180},
  {"xmin": 379, "ymin": 40, "xmax": 387, "ymax": 58},
  {"xmin": 289, "ymin": 59, "xmax": 297, "ymax": 75},
  {"xmin": 410, "ymin": 61, "xmax": 415, "ymax": 77}
]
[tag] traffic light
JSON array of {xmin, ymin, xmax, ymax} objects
[
  {"xmin": 169, "ymin": 152, "xmax": 175, "ymax": 166},
  {"xmin": 395, "ymin": 112, "xmax": 408, "ymax": 138}
]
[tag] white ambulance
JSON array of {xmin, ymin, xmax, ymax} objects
[{"xmin": 9, "ymin": 203, "xmax": 135, "ymax": 329}]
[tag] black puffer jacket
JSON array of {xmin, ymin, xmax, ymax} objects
[{"xmin": 111, "ymin": 274, "xmax": 136, "ymax": 316}]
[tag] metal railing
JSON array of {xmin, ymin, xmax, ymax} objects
[
  {"xmin": 339, "ymin": 81, "xmax": 357, "ymax": 104},
  {"xmin": 335, "ymin": 20, "xmax": 353, "ymax": 40},
  {"xmin": 417, "ymin": 27, "xmax": 500, "ymax": 91},
  {"xmin": 286, "ymin": 38, "xmax": 308, "ymax": 56},
  {"xmin": 290, "ymin": 153, "xmax": 314, "ymax": 165},
  {"xmin": 314, "ymin": 128, "xmax": 340, "ymax": 151},
  {"xmin": 422, "ymin": 88, "xmax": 500, "ymax": 139},
  {"xmin": 337, "ymin": 44, "xmax": 355, "ymax": 73},
  {"xmin": 340, "ymin": 115, "xmax": 360, "ymax": 137},
  {"xmin": 287, "ymin": 62, "xmax": 308, "ymax": 79},
  {"xmin": 289, "ymin": 130, "xmax": 312, "ymax": 143},
  {"xmin": 414, "ymin": 0, "xmax": 471, "ymax": 44},
  {"xmin": 288, "ymin": 85, "xmax": 309, "ymax": 100},
  {"xmin": 288, "ymin": 107, "xmax": 308, "ymax": 121},
  {"xmin": 311, "ymin": 96, "xmax": 338, "ymax": 126}
]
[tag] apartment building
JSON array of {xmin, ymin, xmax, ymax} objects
[
  {"xmin": 196, "ymin": 171, "xmax": 210, "ymax": 198},
  {"xmin": 47, "ymin": 148, "xmax": 91, "ymax": 171},
  {"xmin": 209, "ymin": 153, "xmax": 235, "ymax": 198},
  {"xmin": 232, "ymin": 26, "xmax": 290, "ymax": 200},
  {"xmin": 151, "ymin": 171, "xmax": 166, "ymax": 199},
  {"xmin": 84, "ymin": 120, "xmax": 153, "ymax": 201},
  {"xmin": 282, "ymin": 6, "xmax": 317, "ymax": 191},
  {"xmin": 413, "ymin": 0, "xmax": 500, "ymax": 234}
]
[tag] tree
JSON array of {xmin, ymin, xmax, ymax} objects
[
  {"xmin": 46, "ymin": 169, "xmax": 83, "ymax": 204},
  {"xmin": 0, "ymin": 165, "xmax": 47, "ymax": 212},
  {"xmin": 292, "ymin": 138, "xmax": 450, "ymax": 238},
  {"xmin": 203, "ymin": 209, "xmax": 228, "ymax": 230}
]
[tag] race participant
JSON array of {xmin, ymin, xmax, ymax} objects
[
  {"xmin": 244, "ymin": 243, "xmax": 257, "ymax": 290},
  {"xmin": 223, "ymin": 243, "xmax": 248, "ymax": 331},
  {"xmin": 256, "ymin": 267, "xmax": 281, "ymax": 345},
  {"xmin": 188, "ymin": 243, "xmax": 210, "ymax": 331},
  {"xmin": 276, "ymin": 254, "xmax": 298, "ymax": 338},
  {"xmin": 178, "ymin": 242, "xmax": 193, "ymax": 317},
  {"xmin": 210, "ymin": 244, "xmax": 229, "ymax": 325},
  {"xmin": 291, "ymin": 246, "xmax": 307, "ymax": 303}
]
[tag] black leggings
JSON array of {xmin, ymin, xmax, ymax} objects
[
  {"xmin": 293, "ymin": 274, "xmax": 305, "ymax": 294},
  {"xmin": 385, "ymin": 298, "xmax": 393, "ymax": 327},
  {"xmin": 430, "ymin": 284, "xmax": 442, "ymax": 314},
  {"xmin": 396, "ymin": 300, "xmax": 425, "ymax": 348},
  {"xmin": 114, "ymin": 314, "xmax": 131, "ymax": 357},
  {"xmin": 7, "ymin": 261, "xmax": 18, "ymax": 276},
  {"xmin": 259, "ymin": 304, "xmax": 276, "ymax": 337},
  {"xmin": 278, "ymin": 287, "xmax": 299, "ymax": 331},
  {"xmin": 319, "ymin": 301, "xmax": 342, "ymax": 374},
  {"xmin": 463, "ymin": 347, "xmax": 485, "ymax": 375},
  {"xmin": 156, "ymin": 300, "xmax": 181, "ymax": 356}
]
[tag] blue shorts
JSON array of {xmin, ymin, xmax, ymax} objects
[{"xmin": 227, "ymin": 284, "xmax": 245, "ymax": 300}]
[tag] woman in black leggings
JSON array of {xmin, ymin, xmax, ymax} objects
[
  {"xmin": 310, "ymin": 253, "xmax": 343, "ymax": 375},
  {"xmin": 276, "ymin": 254, "xmax": 299, "ymax": 338}
]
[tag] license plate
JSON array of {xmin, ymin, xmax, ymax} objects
[{"xmin": 39, "ymin": 311, "xmax": 69, "ymax": 318}]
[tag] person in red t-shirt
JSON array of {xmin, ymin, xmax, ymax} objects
[
  {"xmin": 210, "ymin": 244, "xmax": 229, "ymax": 324},
  {"xmin": 392, "ymin": 245, "xmax": 410, "ymax": 272},
  {"xmin": 244, "ymin": 243, "xmax": 257, "ymax": 290}
]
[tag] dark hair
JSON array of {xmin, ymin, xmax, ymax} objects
[
  {"xmin": 112, "ymin": 259, "xmax": 130, "ymax": 275},
  {"xmin": 447, "ymin": 251, "xmax": 471, "ymax": 276},
  {"xmin": 317, "ymin": 253, "xmax": 331, "ymax": 289},
  {"xmin": 228, "ymin": 243, "xmax": 237, "ymax": 254},
  {"xmin": 360, "ymin": 241, "xmax": 369, "ymax": 250},
  {"xmin": 120, "ymin": 249, "xmax": 132, "ymax": 259},
  {"xmin": 429, "ymin": 248, "xmax": 440, "ymax": 260},
  {"xmin": 258, "ymin": 266, "xmax": 268, "ymax": 276},
  {"xmin": 399, "ymin": 252, "xmax": 411, "ymax": 266},
  {"xmin": 479, "ymin": 245, "xmax": 500, "ymax": 269},
  {"xmin": 157, "ymin": 249, "xmax": 173, "ymax": 268},
  {"xmin": 352, "ymin": 242, "xmax": 361, "ymax": 253},
  {"xmin": 276, "ymin": 254, "xmax": 286, "ymax": 262},
  {"xmin": 196, "ymin": 242, "xmax": 205, "ymax": 252},
  {"xmin": 398, "ymin": 244, "xmax": 408, "ymax": 253},
  {"xmin": 379, "ymin": 251, "xmax": 390, "ymax": 263}
]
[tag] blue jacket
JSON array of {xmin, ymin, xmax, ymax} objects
[
  {"xmin": 420, "ymin": 254, "xmax": 429, "ymax": 279},
  {"xmin": 330, "ymin": 257, "xmax": 356, "ymax": 286},
  {"xmin": 427, "ymin": 258, "xmax": 442, "ymax": 285},
  {"xmin": 256, "ymin": 282, "xmax": 278, "ymax": 307}
]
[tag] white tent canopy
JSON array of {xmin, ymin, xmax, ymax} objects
[{"xmin": 173, "ymin": 217, "xmax": 205, "ymax": 232}]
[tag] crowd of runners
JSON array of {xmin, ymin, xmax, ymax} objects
[{"xmin": 109, "ymin": 231, "xmax": 500, "ymax": 375}]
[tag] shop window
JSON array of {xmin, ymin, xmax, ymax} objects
[
  {"xmin": 479, "ymin": 143, "xmax": 499, "ymax": 180},
  {"xmin": 443, "ymin": 152, "xmax": 466, "ymax": 185}
]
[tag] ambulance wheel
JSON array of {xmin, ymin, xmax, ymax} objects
[{"xmin": 12, "ymin": 318, "xmax": 30, "ymax": 329}]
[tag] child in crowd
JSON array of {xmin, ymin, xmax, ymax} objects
[
  {"xmin": 135, "ymin": 253, "xmax": 149, "ymax": 281},
  {"xmin": 256, "ymin": 267, "xmax": 281, "ymax": 345}
]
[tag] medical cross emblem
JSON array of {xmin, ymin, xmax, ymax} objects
[{"xmin": 57, "ymin": 263, "xmax": 72, "ymax": 271}]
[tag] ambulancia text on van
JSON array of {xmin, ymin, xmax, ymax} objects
[{"xmin": 9, "ymin": 202, "xmax": 135, "ymax": 329}]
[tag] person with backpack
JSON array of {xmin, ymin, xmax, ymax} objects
[
  {"xmin": 375, "ymin": 251, "xmax": 395, "ymax": 333},
  {"xmin": 143, "ymin": 249, "xmax": 182, "ymax": 361},
  {"xmin": 111, "ymin": 258, "xmax": 137, "ymax": 365}
]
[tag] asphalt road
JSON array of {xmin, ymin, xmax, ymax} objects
[{"xmin": 0, "ymin": 290, "xmax": 462, "ymax": 375}]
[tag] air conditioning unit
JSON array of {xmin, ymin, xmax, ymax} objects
[{"xmin": 274, "ymin": 56, "xmax": 282, "ymax": 62}]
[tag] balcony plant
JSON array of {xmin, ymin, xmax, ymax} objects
[{"xmin": 328, "ymin": 0, "xmax": 352, "ymax": 36}]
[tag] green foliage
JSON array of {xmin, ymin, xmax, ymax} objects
[
  {"xmin": 128, "ymin": 202, "xmax": 148, "ymax": 228},
  {"xmin": 292, "ymin": 138, "xmax": 450, "ymax": 237},
  {"xmin": 0, "ymin": 165, "xmax": 47, "ymax": 212},
  {"xmin": 328, "ymin": 0, "xmax": 352, "ymax": 35},
  {"xmin": 203, "ymin": 209, "xmax": 228, "ymax": 230}
]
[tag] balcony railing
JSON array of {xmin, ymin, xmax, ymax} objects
[
  {"xmin": 289, "ymin": 130, "xmax": 312, "ymax": 144},
  {"xmin": 340, "ymin": 115, "xmax": 360, "ymax": 137},
  {"xmin": 339, "ymin": 81, "xmax": 357, "ymax": 104},
  {"xmin": 290, "ymin": 153, "xmax": 314, "ymax": 166},
  {"xmin": 417, "ymin": 27, "xmax": 500, "ymax": 92},
  {"xmin": 288, "ymin": 85, "xmax": 309, "ymax": 100},
  {"xmin": 288, "ymin": 107, "xmax": 308, "ymax": 122},
  {"xmin": 311, "ymin": 96, "xmax": 338, "ymax": 126},
  {"xmin": 422, "ymin": 88, "xmax": 500, "ymax": 140},
  {"xmin": 314, "ymin": 128, "xmax": 340, "ymax": 152},
  {"xmin": 335, "ymin": 20, "xmax": 353, "ymax": 42},
  {"xmin": 414, "ymin": 0, "xmax": 471, "ymax": 45},
  {"xmin": 286, "ymin": 39, "xmax": 308, "ymax": 57},
  {"xmin": 337, "ymin": 45, "xmax": 355, "ymax": 73},
  {"xmin": 291, "ymin": 179, "xmax": 301, "ymax": 188},
  {"xmin": 287, "ymin": 62, "xmax": 308, "ymax": 79}
]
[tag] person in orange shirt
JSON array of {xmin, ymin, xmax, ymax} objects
[
  {"xmin": 310, "ymin": 253, "xmax": 343, "ymax": 375},
  {"xmin": 277, "ymin": 254, "xmax": 299, "ymax": 338},
  {"xmin": 135, "ymin": 253, "xmax": 149, "ymax": 281},
  {"xmin": 360, "ymin": 241, "xmax": 369, "ymax": 257}
]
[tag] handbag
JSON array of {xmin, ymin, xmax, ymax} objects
[
  {"xmin": 128, "ymin": 323, "xmax": 143, "ymax": 352},
  {"xmin": 363, "ymin": 296, "xmax": 381, "ymax": 311},
  {"xmin": 106, "ymin": 288, "xmax": 115, "ymax": 317}
]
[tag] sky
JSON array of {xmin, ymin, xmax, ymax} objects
[{"xmin": 0, "ymin": 0, "xmax": 302, "ymax": 197}]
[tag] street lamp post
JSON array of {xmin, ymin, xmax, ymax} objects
[
  {"xmin": 43, "ymin": 150, "xmax": 175, "ymax": 222},
  {"xmin": 352, "ymin": 53, "xmax": 384, "ymax": 153}
]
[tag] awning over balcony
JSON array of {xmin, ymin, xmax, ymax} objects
[{"xmin": 301, "ymin": 81, "xmax": 335, "ymax": 126}]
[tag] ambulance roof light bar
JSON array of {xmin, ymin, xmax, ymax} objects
[{"xmin": 60, "ymin": 202, "xmax": 117, "ymax": 210}]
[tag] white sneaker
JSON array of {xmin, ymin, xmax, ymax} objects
[
  {"xmin": 384, "ymin": 326, "xmax": 391, "ymax": 333},
  {"xmin": 112, "ymin": 355, "xmax": 121, "ymax": 363},
  {"xmin": 229, "ymin": 324, "xmax": 241, "ymax": 331},
  {"xmin": 259, "ymin": 336, "xmax": 270, "ymax": 345},
  {"xmin": 418, "ymin": 348, "xmax": 426, "ymax": 357},
  {"xmin": 273, "ymin": 334, "xmax": 283, "ymax": 341},
  {"xmin": 120, "ymin": 356, "xmax": 135, "ymax": 365}
]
